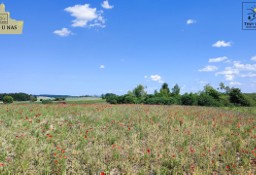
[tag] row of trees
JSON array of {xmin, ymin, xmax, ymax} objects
[
  {"xmin": 102, "ymin": 83, "xmax": 256, "ymax": 107},
  {"xmin": 0, "ymin": 93, "xmax": 37, "ymax": 102}
]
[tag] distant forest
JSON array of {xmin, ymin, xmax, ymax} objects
[
  {"xmin": 102, "ymin": 83, "xmax": 256, "ymax": 107},
  {"xmin": 0, "ymin": 93, "xmax": 36, "ymax": 101}
]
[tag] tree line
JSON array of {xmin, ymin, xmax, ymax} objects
[
  {"xmin": 102, "ymin": 83, "xmax": 256, "ymax": 107},
  {"xmin": 0, "ymin": 93, "xmax": 37, "ymax": 102}
]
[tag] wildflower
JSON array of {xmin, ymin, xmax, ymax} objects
[
  {"xmin": 61, "ymin": 149, "xmax": 65, "ymax": 153},
  {"xmin": 147, "ymin": 148, "xmax": 151, "ymax": 154},
  {"xmin": 100, "ymin": 172, "xmax": 105, "ymax": 175},
  {"xmin": 0, "ymin": 163, "xmax": 4, "ymax": 167},
  {"xmin": 189, "ymin": 147, "xmax": 195, "ymax": 154}
]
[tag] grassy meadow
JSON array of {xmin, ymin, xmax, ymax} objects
[{"xmin": 0, "ymin": 104, "xmax": 255, "ymax": 174}]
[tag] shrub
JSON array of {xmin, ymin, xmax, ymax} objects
[
  {"xmin": 123, "ymin": 94, "xmax": 137, "ymax": 104},
  {"xmin": 229, "ymin": 88, "xmax": 251, "ymax": 106},
  {"xmin": 30, "ymin": 96, "xmax": 37, "ymax": 102},
  {"xmin": 42, "ymin": 100, "xmax": 53, "ymax": 104},
  {"xmin": 3, "ymin": 96, "xmax": 13, "ymax": 104},
  {"xmin": 145, "ymin": 97, "xmax": 176, "ymax": 105},
  {"xmin": 181, "ymin": 93, "xmax": 198, "ymax": 106},
  {"xmin": 106, "ymin": 95, "xmax": 118, "ymax": 104},
  {"xmin": 198, "ymin": 93, "xmax": 220, "ymax": 107}
]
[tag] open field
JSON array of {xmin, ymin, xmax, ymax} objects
[{"xmin": 0, "ymin": 104, "xmax": 255, "ymax": 174}]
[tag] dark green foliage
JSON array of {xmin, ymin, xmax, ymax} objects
[
  {"xmin": 159, "ymin": 83, "xmax": 171, "ymax": 97},
  {"xmin": 145, "ymin": 97, "xmax": 176, "ymax": 105},
  {"xmin": 0, "ymin": 93, "xmax": 32, "ymax": 101},
  {"xmin": 105, "ymin": 94, "xmax": 118, "ymax": 104},
  {"xmin": 181, "ymin": 93, "xmax": 198, "ymax": 106},
  {"xmin": 53, "ymin": 97, "xmax": 66, "ymax": 101},
  {"xmin": 171, "ymin": 84, "xmax": 180, "ymax": 96},
  {"xmin": 102, "ymin": 83, "xmax": 256, "ymax": 107},
  {"xmin": 229, "ymin": 88, "xmax": 251, "ymax": 106},
  {"xmin": 204, "ymin": 85, "xmax": 220, "ymax": 100},
  {"xmin": 198, "ymin": 93, "xmax": 221, "ymax": 107},
  {"xmin": 123, "ymin": 94, "xmax": 136, "ymax": 104},
  {"xmin": 101, "ymin": 93, "xmax": 116, "ymax": 99},
  {"xmin": 132, "ymin": 85, "xmax": 147, "ymax": 98},
  {"xmin": 3, "ymin": 96, "xmax": 13, "ymax": 104},
  {"xmin": 219, "ymin": 95, "xmax": 233, "ymax": 107},
  {"xmin": 41, "ymin": 100, "xmax": 53, "ymax": 104}
]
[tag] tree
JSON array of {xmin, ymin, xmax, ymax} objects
[
  {"xmin": 3, "ymin": 96, "xmax": 13, "ymax": 104},
  {"xmin": 132, "ymin": 85, "xmax": 147, "ymax": 98},
  {"xmin": 159, "ymin": 83, "xmax": 171, "ymax": 97},
  {"xmin": 171, "ymin": 84, "xmax": 180, "ymax": 96},
  {"xmin": 218, "ymin": 82, "xmax": 230, "ymax": 93},
  {"xmin": 204, "ymin": 85, "xmax": 220, "ymax": 100},
  {"xmin": 229, "ymin": 88, "xmax": 250, "ymax": 106},
  {"xmin": 181, "ymin": 93, "xmax": 197, "ymax": 106},
  {"xmin": 198, "ymin": 93, "xmax": 220, "ymax": 107}
]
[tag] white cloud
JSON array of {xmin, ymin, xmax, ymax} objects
[
  {"xmin": 199, "ymin": 65, "xmax": 218, "ymax": 72},
  {"xmin": 102, "ymin": 0, "xmax": 114, "ymax": 9},
  {"xmin": 209, "ymin": 56, "xmax": 228, "ymax": 63},
  {"xmin": 65, "ymin": 4, "xmax": 105, "ymax": 28},
  {"xmin": 186, "ymin": 19, "xmax": 196, "ymax": 25},
  {"xmin": 145, "ymin": 74, "xmax": 164, "ymax": 83},
  {"xmin": 212, "ymin": 40, "xmax": 231, "ymax": 48},
  {"xmin": 233, "ymin": 61, "xmax": 256, "ymax": 71},
  {"xmin": 251, "ymin": 56, "xmax": 256, "ymax": 61},
  {"xmin": 229, "ymin": 81, "xmax": 241, "ymax": 86},
  {"xmin": 240, "ymin": 73, "xmax": 256, "ymax": 77},
  {"xmin": 99, "ymin": 65, "xmax": 105, "ymax": 69},
  {"xmin": 215, "ymin": 67, "xmax": 239, "ymax": 81},
  {"xmin": 53, "ymin": 28, "xmax": 72, "ymax": 37}
]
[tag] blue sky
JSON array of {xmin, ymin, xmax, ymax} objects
[{"xmin": 1, "ymin": 0, "xmax": 256, "ymax": 95}]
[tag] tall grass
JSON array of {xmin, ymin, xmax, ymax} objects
[{"xmin": 0, "ymin": 104, "xmax": 255, "ymax": 174}]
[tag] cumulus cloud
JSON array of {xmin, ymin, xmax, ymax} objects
[
  {"xmin": 145, "ymin": 74, "xmax": 164, "ymax": 83},
  {"xmin": 65, "ymin": 4, "xmax": 105, "ymax": 28},
  {"xmin": 198, "ymin": 65, "xmax": 218, "ymax": 72},
  {"xmin": 53, "ymin": 28, "xmax": 72, "ymax": 37},
  {"xmin": 102, "ymin": 0, "xmax": 114, "ymax": 9},
  {"xmin": 251, "ymin": 56, "xmax": 256, "ymax": 61},
  {"xmin": 186, "ymin": 19, "xmax": 197, "ymax": 25},
  {"xmin": 215, "ymin": 67, "xmax": 239, "ymax": 81},
  {"xmin": 209, "ymin": 56, "xmax": 228, "ymax": 63},
  {"xmin": 240, "ymin": 73, "xmax": 256, "ymax": 77},
  {"xmin": 233, "ymin": 61, "xmax": 256, "ymax": 71},
  {"xmin": 99, "ymin": 65, "xmax": 105, "ymax": 69},
  {"xmin": 229, "ymin": 82, "xmax": 241, "ymax": 86},
  {"xmin": 212, "ymin": 40, "xmax": 231, "ymax": 48}
]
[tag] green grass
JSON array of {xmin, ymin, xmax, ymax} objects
[
  {"xmin": 0, "ymin": 104, "xmax": 255, "ymax": 174},
  {"xmin": 65, "ymin": 97, "xmax": 102, "ymax": 101},
  {"xmin": 224, "ymin": 107, "xmax": 256, "ymax": 115}
]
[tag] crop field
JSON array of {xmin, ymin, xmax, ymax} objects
[{"xmin": 0, "ymin": 104, "xmax": 255, "ymax": 174}]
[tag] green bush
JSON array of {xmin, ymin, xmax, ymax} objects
[
  {"xmin": 145, "ymin": 97, "xmax": 176, "ymax": 105},
  {"xmin": 181, "ymin": 93, "xmax": 198, "ymax": 106},
  {"xmin": 3, "ymin": 96, "xmax": 13, "ymax": 104},
  {"xmin": 123, "ymin": 94, "xmax": 137, "ymax": 104},
  {"xmin": 42, "ymin": 100, "xmax": 53, "ymax": 104},
  {"xmin": 229, "ymin": 88, "xmax": 250, "ymax": 106},
  {"xmin": 198, "ymin": 93, "xmax": 220, "ymax": 107}
]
